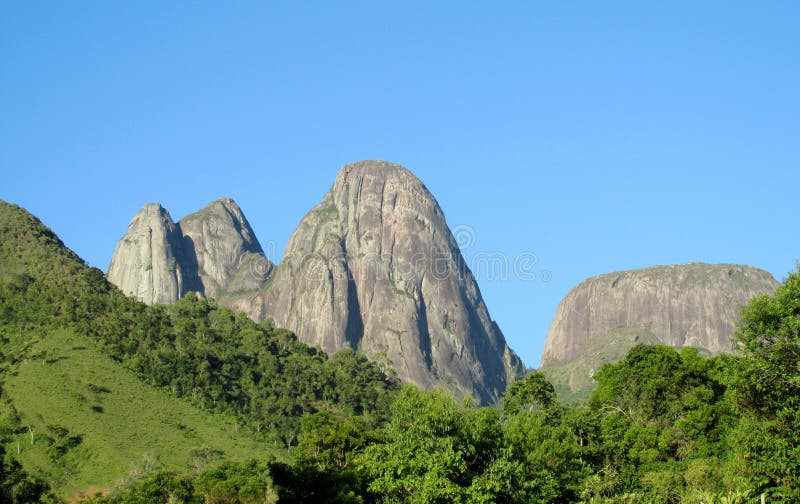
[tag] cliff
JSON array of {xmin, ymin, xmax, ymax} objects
[
  {"xmin": 229, "ymin": 161, "xmax": 525, "ymax": 403},
  {"xmin": 540, "ymin": 263, "xmax": 778, "ymax": 401}
]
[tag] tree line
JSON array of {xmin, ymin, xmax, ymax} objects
[{"xmin": 83, "ymin": 268, "xmax": 800, "ymax": 503}]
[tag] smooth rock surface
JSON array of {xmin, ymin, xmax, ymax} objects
[
  {"xmin": 107, "ymin": 203, "xmax": 191, "ymax": 305},
  {"xmin": 541, "ymin": 263, "xmax": 777, "ymax": 368}
]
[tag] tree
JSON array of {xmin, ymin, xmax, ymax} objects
[
  {"xmin": 356, "ymin": 386, "xmax": 546, "ymax": 503},
  {"xmin": 0, "ymin": 442, "xmax": 54, "ymax": 503},
  {"xmin": 732, "ymin": 266, "xmax": 800, "ymax": 501},
  {"xmin": 502, "ymin": 371, "xmax": 556, "ymax": 416},
  {"xmin": 735, "ymin": 266, "xmax": 800, "ymax": 412},
  {"xmin": 195, "ymin": 460, "xmax": 278, "ymax": 504},
  {"xmin": 587, "ymin": 345, "xmax": 735, "ymax": 500}
]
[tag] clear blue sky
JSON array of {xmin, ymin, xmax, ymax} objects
[{"xmin": 2, "ymin": 2, "xmax": 798, "ymax": 368}]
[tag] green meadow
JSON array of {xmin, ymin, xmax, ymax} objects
[{"xmin": 1, "ymin": 328, "xmax": 281, "ymax": 500}]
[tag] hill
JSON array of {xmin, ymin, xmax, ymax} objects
[{"xmin": 0, "ymin": 328, "xmax": 274, "ymax": 500}]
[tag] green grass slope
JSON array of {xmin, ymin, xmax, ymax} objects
[{"xmin": 1, "ymin": 328, "xmax": 280, "ymax": 500}]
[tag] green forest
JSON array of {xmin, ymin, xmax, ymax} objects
[{"xmin": 1, "ymin": 199, "xmax": 798, "ymax": 503}]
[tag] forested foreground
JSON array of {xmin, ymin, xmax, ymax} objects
[
  {"xmin": 90, "ymin": 270, "xmax": 799, "ymax": 504},
  {"xmin": 1, "ymin": 201, "xmax": 799, "ymax": 503}
]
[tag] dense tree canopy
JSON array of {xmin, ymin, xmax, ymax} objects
[{"xmin": 731, "ymin": 267, "xmax": 800, "ymax": 501}]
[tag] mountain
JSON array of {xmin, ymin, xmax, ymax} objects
[
  {"xmin": 108, "ymin": 198, "xmax": 273, "ymax": 304},
  {"xmin": 178, "ymin": 198, "xmax": 273, "ymax": 297},
  {"xmin": 106, "ymin": 203, "xmax": 190, "ymax": 305},
  {"xmin": 0, "ymin": 199, "xmax": 397, "ymax": 498},
  {"xmin": 539, "ymin": 263, "xmax": 778, "ymax": 402},
  {"xmin": 229, "ymin": 161, "xmax": 524, "ymax": 404},
  {"xmin": 107, "ymin": 161, "xmax": 525, "ymax": 404},
  {"xmin": 0, "ymin": 201, "xmax": 276, "ymax": 497}
]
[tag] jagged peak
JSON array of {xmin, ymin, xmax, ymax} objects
[
  {"xmin": 132, "ymin": 199, "xmax": 246, "ymax": 225},
  {"xmin": 184, "ymin": 197, "xmax": 247, "ymax": 220},
  {"xmin": 121, "ymin": 204, "xmax": 179, "ymax": 240},
  {"xmin": 109, "ymin": 197, "xmax": 272, "ymax": 304}
]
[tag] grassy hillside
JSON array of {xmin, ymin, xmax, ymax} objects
[{"xmin": 0, "ymin": 328, "xmax": 278, "ymax": 500}]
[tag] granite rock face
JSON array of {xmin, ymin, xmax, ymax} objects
[
  {"xmin": 107, "ymin": 199, "xmax": 272, "ymax": 304},
  {"xmin": 179, "ymin": 198, "xmax": 272, "ymax": 298},
  {"xmin": 541, "ymin": 263, "xmax": 778, "ymax": 366},
  {"xmin": 229, "ymin": 160, "xmax": 525, "ymax": 404},
  {"xmin": 539, "ymin": 263, "xmax": 778, "ymax": 399},
  {"xmin": 107, "ymin": 203, "xmax": 190, "ymax": 305}
]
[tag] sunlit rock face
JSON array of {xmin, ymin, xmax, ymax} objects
[
  {"xmin": 108, "ymin": 203, "xmax": 190, "ymax": 305},
  {"xmin": 540, "ymin": 263, "xmax": 778, "ymax": 399},
  {"xmin": 228, "ymin": 161, "xmax": 525, "ymax": 404}
]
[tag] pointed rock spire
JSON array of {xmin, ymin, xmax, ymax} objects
[
  {"xmin": 179, "ymin": 198, "xmax": 273, "ymax": 299},
  {"xmin": 107, "ymin": 203, "xmax": 191, "ymax": 305}
]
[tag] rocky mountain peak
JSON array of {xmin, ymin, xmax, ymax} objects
[
  {"xmin": 333, "ymin": 160, "xmax": 425, "ymax": 192},
  {"xmin": 140, "ymin": 202, "xmax": 168, "ymax": 215},
  {"xmin": 228, "ymin": 160, "xmax": 525, "ymax": 404},
  {"xmin": 108, "ymin": 198, "xmax": 272, "ymax": 304},
  {"xmin": 107, "ymin": 162, "xmax": 525, "ymax": 403},
  {"xmin": 107, "ymin": 202, "xmax": 189, "ymax": 305},
  {"xmin": 179, "ymin": 198, "xmax": 271, "ymax": 298}
]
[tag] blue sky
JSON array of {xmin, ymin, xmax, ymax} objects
[{"xmin": 2, "ymin": 2, "xmax": 798, "ymax": 368}]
